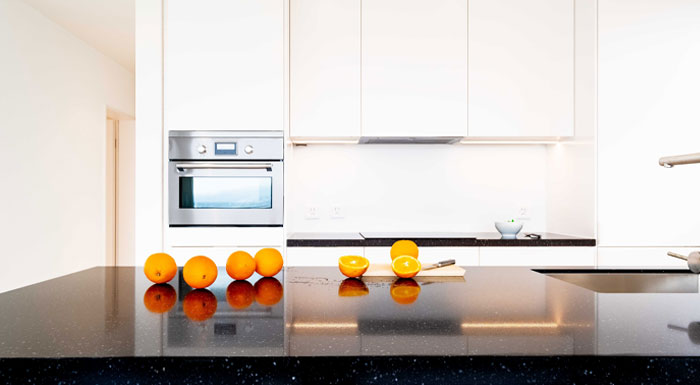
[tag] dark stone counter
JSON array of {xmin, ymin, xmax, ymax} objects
[
  {"xmin": 1, "ymin": 266, "xmax": 697, "ymax": 384},
  {"xmin": 287, "ymin": 232, "xmax": 596, "ymax": 247}
]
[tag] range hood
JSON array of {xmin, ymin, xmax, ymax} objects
[{"xmin": 358, "ymin": 136, "xmax": 463, "ymax": 144}]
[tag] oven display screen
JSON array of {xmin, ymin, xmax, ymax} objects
[
  {"xmin": 179, "ymin": 177, "xmax": 272, "ymax": 209},
  {"xmin": 215, "ymin": 142, "xmax": 237, "ymax": 155}
]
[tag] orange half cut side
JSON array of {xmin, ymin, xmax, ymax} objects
[{"xmin": 391, "ymin": 255, "xmax": 421, "ymax": 279}]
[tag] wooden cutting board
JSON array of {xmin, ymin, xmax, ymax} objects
[{"xmin": 363, "ymin": 263, "xmax": 466, "ymax": 277}]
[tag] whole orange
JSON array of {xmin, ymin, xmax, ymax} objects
[
  {"xmin": 254, "ymin": 277, "xmax": 283, "ymax": 306},
  {"xmin": 226, "ymin": 251, "xmax": 256, "ymax": 280},
  {"xmin": 226, "ymin": 280, "xmax": 255, "ymax": 309},
  {"xmin": 183, "ymin": 289, "xmax": 218, "ymax": 322},
  {"xmin": 143, "ymin": 284, "xmax": 177, "ymax": 313},
  {"xmin": 390, "ymin": 240, "xmax": 419, "ymax": 260},
  {"xmin": 254, "ymin": 248, "xmax": 284, "ymax": 277},
  {"xmin": 143, "ymin": 252, "xmax": 177, "ymax": 284},
  {"xmin": 182, "ymin": 256, "xmax": 218, "ymax": 288}
]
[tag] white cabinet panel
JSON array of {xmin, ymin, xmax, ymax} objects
[
  {"xmin": 361, "ymin": 0, "xmax": 468, "ymax": 137},
  {"xmin": 286, "ymin": 247, "xmax": 363, "ymax": 266},
  {"xmin": 598, "ymin": 0, "xmax": 700, "ymax": 247},
  {"xmin": 364, "ymin": 247, "xmax": 479, "ymax": 266},
  {"xmin": 166, "ymin": 227, "xmax": 283, "ymax": 248},
  {"xmin": 164, "ymin": 0, "xmax": 284, "ymax": 131},
  {"xmin": 290, "ymin": 0, "xmax": 360, "ymax": 139},
  {"xmin": 597, "ymin": 247, "xmax": 692, "ymax": 269},
  {"xmin": 166, "ymin": 246, "xmax": 264, "ymax": 266},
  {"xmin": 479, "ymin": 247, "xmax": 596, "ymax": 267},
  {"xmin": 468, "ymin": 0, "xmax": 574, "ymax": 137}
]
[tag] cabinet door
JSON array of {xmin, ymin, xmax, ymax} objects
[
  {"xmin": 361, "ymin": 0, "xmax": 468, "ymax": 138},
  {"xmin": 597, "ymin": 0, "xmax": 700, "ymax": 247},
  {"xmin": 164, "ymin": 0, "xmax": 284, "ymax": 131},
  {"xmin": 468, "ymin": 0, "xmax": 574, "ymax": 137},
  {"xmin": 286, "ymin": 247, "xmax": 363, "ymax": 266},
  {"xmin": 290, "ymin": 0, "xmax": 360, "ymax": 140},
  {"xmin": 479, "ymin": 247, "xmax": 596, "ymax": 267}
]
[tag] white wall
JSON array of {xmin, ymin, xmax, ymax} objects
[
  {"xmin": 598, "ymin": 0, "xmax": 700, "ymax": 248},
  {"xmin": 117, "ymin": 120, "xmax": 136, "ymax": 266},
  {"xmin": 286, "ymin": 144, "xmax": 549, "ymax": 233},
  {"xmin": 0, "ymin": 0, "xmax": 134, "ymax": 292}
]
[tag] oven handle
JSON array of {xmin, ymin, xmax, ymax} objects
[{"xmin": 175, "ymin": 163, "xmax": 273, "ymax": 171}]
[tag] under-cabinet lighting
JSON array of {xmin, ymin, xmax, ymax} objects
[
  {"xmin": 291, "ymin": 322, "xmax": 359, "ymax": 330},
  {"xmin": 460, "ymin": 322, "xmax": 559, "ymax": 329}
]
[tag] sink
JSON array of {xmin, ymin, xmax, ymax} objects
[{"xmin": 534, "ymin": 269, "xmax": 699, "ymax": 293}]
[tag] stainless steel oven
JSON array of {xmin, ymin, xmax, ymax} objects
[{"xmin": 168, "ymin": 131, "xmax": 283, "ymax": 226}]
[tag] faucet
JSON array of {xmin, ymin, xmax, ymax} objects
[
  {"xmin": 660, "ymin": 152, "xmax": 700, "ymax": 271},
  {"xmin": 658, "ymin": 152, "xmax": 700, "ymax": 168}
]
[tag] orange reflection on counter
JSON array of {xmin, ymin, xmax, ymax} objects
[
  {"xmin": 338, "ymin": 278, "xmax": 369, "ymax": 297},
  {"xmin": 143, "ymin": 284, "xmax": 177, "ymax": 313},
  {"xmin": 183, "ymin": 289, "xmax": 218, "ymax": 322},
  {"xmin": 390, "ymin": 279, "xmax": 421, "ymax": 305}
]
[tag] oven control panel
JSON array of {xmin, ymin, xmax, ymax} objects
[{"xmin": 168, "ymin": 131, "xmax": 283, "ymax": 161}]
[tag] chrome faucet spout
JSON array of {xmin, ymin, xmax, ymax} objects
[{"xmin": 659, "ymin": 152, "xmax": 700, "ymax": 168}]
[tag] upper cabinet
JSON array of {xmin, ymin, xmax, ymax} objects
[
  {"xmin": 468, "ymin": 0, "xmax": 574, "ymax": 138},
  {"xmin": 290, "ymin": 0, "xmax": 361, "ymax": 140},
  {"xmin": 361, "ymin": 0, "xmax": 468, "ymax": 138},
  {"xmin": 164, "ymin": 0, "xmax": 284, "ymax": 131}
]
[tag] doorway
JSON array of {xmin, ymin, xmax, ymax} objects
[{"xmin": 106, "ymin": 115, "xmax": 135, "ymax": 266}]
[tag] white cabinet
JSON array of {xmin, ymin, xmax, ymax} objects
[
  {"xmin": 597, "ymin": 247, "xmax": 690, "ymax": 269},
  {"xmin": 363, "ymin": 247, "xmax": 479, "ymax": 266},
  {"xmin": 286, "ymin": 247, "xmax": 363, "ymax": 266},
  {"xmin": 479, "ymin": 247, "xmax": 596, "ymax": 267},
  {"xmin": 289, "ymin": 0, "xmax": 361, "ymax": 140},
  {"xmin": 164, "ymin": 0, "xmax": 284, "ymax": 131},
  {"xmin": 597, "ymin": 0, "xmax": 700, "ymax": 247},
  {"xmin": 468, "ymin": 0, "xmax": 574, "ymax": 137},
  {"xmin": 361, "ymin": 0, "xmax": 468, "ymax": 138}
]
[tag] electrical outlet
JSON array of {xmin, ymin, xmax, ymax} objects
[
  {"xmin": 331, "ymin": 205, "xmax": 344, "ymax": 219},
  {"xmin": 305, "ymin": 206, "xmax": 319, "ymax": 220},
  {"xmin": 518, "ymin": 207, "xmax": 531, "ymax": 220}
]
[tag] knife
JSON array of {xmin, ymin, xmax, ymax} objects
[{"xmin": 422, "ymin": 259, "xmax": 456, "ymax": 271}]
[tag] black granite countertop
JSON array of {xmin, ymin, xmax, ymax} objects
[
  {"xmin": 1, "ymin": 266, "xmax": 698, "ymax": 384},
  {"xmin": 287, "ymin": 232, "xmax": 596, "ymax": 247}
]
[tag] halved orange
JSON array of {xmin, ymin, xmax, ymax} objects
[
  {"xmin": 391, "ymin": 255, "xmax": 421, "ymax": 278},
  {"xmin": 390, "ymin": 279, "xmax": 421, "ymax": 305},
  {"xmin": 338, "ymin": 255, "xmax": 370, "ymax": 278},
  {"xmin": 390, "ymin": 240, "xmax": 419, "ymax": 260}
]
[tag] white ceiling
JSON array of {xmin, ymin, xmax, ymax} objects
[{"xmin": 21, "ymin": 0, "xmax": 135, "ymax": 72}]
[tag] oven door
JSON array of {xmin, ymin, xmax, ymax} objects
[{"xmin": 168, "ymin": 161, "xmax": 283, "ymax": 226}]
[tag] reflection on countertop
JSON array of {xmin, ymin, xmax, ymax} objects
[{"xmin": 1, "ymin": 266, "xmax": 700, "ymax": 358}]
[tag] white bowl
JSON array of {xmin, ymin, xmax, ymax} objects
[{"xmin": 495, "ymin": 221, "xmax": 523, "ymax": 239}]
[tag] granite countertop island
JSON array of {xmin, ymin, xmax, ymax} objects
[{"xmin": 1, "ymin": 266, "xmax": 699, "ymax": 384}]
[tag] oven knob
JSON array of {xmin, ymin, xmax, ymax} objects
[
  {"xmin": 197, "ymin": 145, "xmax": 207, "ymax": 154},
  {"xmin": 244, "ymin": 145, "xmax": 254, "ymax": 154}
]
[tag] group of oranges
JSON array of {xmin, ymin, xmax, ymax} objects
[
  {"xmin": 142, "ymin": 248, "xmax": 285, "ymax": 321},
  {"xmin": 337, "ymin": 240, "xmax": 422, "ymax": 305},
  {"xmin": 338, "ymin": 240, "xmax": 421, "ymax": 279},
  {"xmin": 143, "ymin": 248, "xmax": 284, "ymax": 288}
]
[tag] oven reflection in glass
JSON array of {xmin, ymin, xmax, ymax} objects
[{"xmin": 162, "ymin": 273, "xmax": 284, "ymax": 355}]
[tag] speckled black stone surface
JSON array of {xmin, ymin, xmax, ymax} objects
[
  {"xmin": 2, "ymin": 266, "xmax": 699, "ymax": 383},
  {"xmin": 1, "ymin": 357, "xmax": 700, "ymax": 384},
  {"xmin": 287, "ymin": 232, "xmax": 596, "ymax": 247}
]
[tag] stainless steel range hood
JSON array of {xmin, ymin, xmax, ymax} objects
[{"xmin": 359, "ymin": 136, "xmax": 463, "ymax": 144}]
